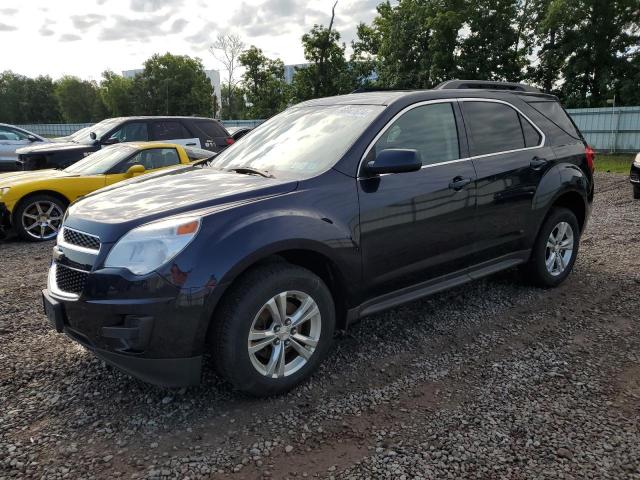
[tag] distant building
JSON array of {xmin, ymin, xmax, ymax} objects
[
  {"xmin": 122, "ymin": 68, "xmax": 222, "ymax": 111},
  {"xmin": 283, "ymin": 64, "xmax": 309, "ymax": 84}
]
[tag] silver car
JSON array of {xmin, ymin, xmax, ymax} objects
[{"xmin": 0, "ymin": 124, "xmax": 47, "ymax": 171}]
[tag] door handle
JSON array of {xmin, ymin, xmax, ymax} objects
[
  {"xmin": 449, "ymin": 176, "xmax": 472, "ymax": 191},
  {"xmin": 185, "ymin": 143, "xmax": 196, "ymax": 146},
  {"xmin": 530, "ymin": 157, "xmax": 548, "ymax": 170}
]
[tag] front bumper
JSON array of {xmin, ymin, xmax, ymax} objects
[{"xmin": 43, "ymin": 263, "xmax": 209, "ymax": 387}]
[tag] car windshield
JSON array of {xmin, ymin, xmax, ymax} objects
[
  {"xmin": 210, "ymin": 105, "xmax": 384, "ymax": 178},
  {"xmin": 64, "ymin": 144, "xmax": 137, "ymax": 175},
  {"xmin": 68, "ymin": 119, "xmax": 122, "ymax": 144}
]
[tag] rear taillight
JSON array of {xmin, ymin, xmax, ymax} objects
[
  {"xmin": 585, "ymin": 145, "xmax": 595, "ymax": 173},
  {"xmin": 225, "ymin": 137, "xmax": 235, "ymax": 145}
]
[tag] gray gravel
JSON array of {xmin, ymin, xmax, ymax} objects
[{"xmin": 1, "ymin": 172, "xmax": 639, "ymax": 479}]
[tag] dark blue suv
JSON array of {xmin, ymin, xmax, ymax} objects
[{"xmin": 42, "ymin": 81, "xmax": 594, "ymax": 396}]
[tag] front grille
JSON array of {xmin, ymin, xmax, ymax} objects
[
  {"xmin": 55, "ymin": 264, "xmax": 89, "ymax": 294},
  {"xmin": 63, "ymin": 228, "xmax": 100, "ymax": 251}
]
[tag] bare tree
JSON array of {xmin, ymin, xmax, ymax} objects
[{"xmin": 210, "ymin": 33, "xmax": 245, "ymax": 119}]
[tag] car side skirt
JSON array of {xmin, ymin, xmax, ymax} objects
[{"xmin": 346, "ymin": 249, "xmax": 531, "ymax": 325}]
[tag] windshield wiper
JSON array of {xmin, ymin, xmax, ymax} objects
[{"xmin": 228, "ymin": 166, "xmax": 273, "ymax": 178}]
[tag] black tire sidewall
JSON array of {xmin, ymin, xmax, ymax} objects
[
  {"xmin": 633, "ymin": 186, "xmax": 640, "ymax": 199},
  {"xmin": 529, "ymin": 208, "xmax": 580, "ymax": 287},
  {"xmin": 14, "ymin": 194, "xmax": 66, "ymax": 242},
  {"xmin": 217, "ymin": 264, "xmax": 335, "ymax": 396}
]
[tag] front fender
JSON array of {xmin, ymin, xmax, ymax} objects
[{"xmin": 154, "ymin": 170, "xmax": 361, "ymax": 349}]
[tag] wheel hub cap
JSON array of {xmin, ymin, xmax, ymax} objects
[
  {"xmin": 247, "ymin": 291, "xmax": 321, "ymax": 379},
  {"xmin": 545, "ymin": 221, "xmax": 574, "ymax": 276},
  {"xmin": 21, "ymin": 201, "xmax": 64, "ymax": 240}
]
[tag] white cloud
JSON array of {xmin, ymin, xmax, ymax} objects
[{"xmin": 0, "ymin": 0, "xmax": 379, "ymax": 81}]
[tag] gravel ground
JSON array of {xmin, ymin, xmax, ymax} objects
[{"xmin": 1, "ymin": 172, "xmax": 639, "ymax": 480}]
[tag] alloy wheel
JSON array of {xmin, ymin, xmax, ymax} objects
[
  {"xmin": 545, "ymin": 221, "xmax": 574, "ymax": 276},
  {"xmin": 247, "ymin": 290, "xmax": 321, "ymax": 378},
  {"xmin": 21, "ymin": 200, "xmax": 64, "ymax": 241}
]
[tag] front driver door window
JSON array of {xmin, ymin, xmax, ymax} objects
[
  {"xmin": 358, "ymin": 101, "xmax": 477, "ymax": 294},
  {"xmin": 113, "ymin": 148, "xmax": 181, "ymax": 172},
  {"xmin": 106, "ymin": 122, "xmax": 149, "ymax": 144}
]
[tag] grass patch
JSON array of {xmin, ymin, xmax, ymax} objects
[{"xmin": 595, "ymin": 153, "xmax": 634, "ymax": 174}]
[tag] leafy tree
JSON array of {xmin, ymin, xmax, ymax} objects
[
  {"xmin": 220, "ymin": 84, "xmax": 249, "ymax": 119},
  {"xmin": 134, "ymin": 53, "xmax": 214, "ymax": 116},
  {"xmin": 99, "ymin": 70, "xmax": 135, "ymax": 117},
  {"xmin": 352, "ymin": 0, "xmax": 465, "ymax": 88},
  {"xmin": 54, "ymin": 76, "xmax": 104, "ymax": 122},
  {"xmin": 458, "ymin": 0, "xmax": 525, "ymax": 81},
  {"xmin": 239, "ymin": 46, "xmax": 289, "ymax": 118},
  {"xmin": 291, "ymin": 3, "xmax": 356, "ymax": 102},
  {"xmin": 0, "ymin": 72, "xmax": 61, "ymax": 123},
  {"xmin": 557, "ymin": 0, "xmax": 639, "ymax": 107}
]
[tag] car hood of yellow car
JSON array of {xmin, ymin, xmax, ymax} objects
[{"xmin": 0, "ymin": 169, "xmax": 78, "ymax": 188}]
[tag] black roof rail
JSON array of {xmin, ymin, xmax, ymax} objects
[{"xmin": 434, "ymin": 79, "xmax": 540, "ymax": 93}]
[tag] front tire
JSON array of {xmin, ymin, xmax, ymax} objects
[
  {"xmin": 13, "ymin": 194, "xmax": 66, "ymax": 242},
  {"xmin": 523, "ymin": 207, "xmax": 580, "ymax": 287},
  {"xmin": 212, "ymin": 262, "xmax": 335, "ymax": 397},
  {"xmin": 633, "ymin": 185, "xmax": 640, "ymax": 199}
]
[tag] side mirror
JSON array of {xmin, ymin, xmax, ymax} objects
[
  {"xmin": 366, "ymin": 149, "xmax": 422, "ymax": 175},
  {"xmin": 90, "ymin": 131, "xmax": 97, "ymax": 140},
  {"xmin": 27, "ymin": 135, "xmax": 40, "ymax": 142},
  {"xmin": 126, "ymin": 164, "xmax": 145, "ymax": 176}
]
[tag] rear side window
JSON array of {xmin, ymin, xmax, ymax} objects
[
  {"xmin": 374, "ymin": 102, "xmax": 460, "ymax": 166},
  {"xmin": 150, "ymin": 121, "xmax": 191, "ymax": 140},
  {"xmin": 462, "ymin": 101, "xmax": 526, "ymax": 156},
  {"xmin": 528, "ymin": 101, "xmax": 581, "ymax": 139},
  {"xmin": 193, "ymin": 120, "xmax": 227, "ymax": 138}
]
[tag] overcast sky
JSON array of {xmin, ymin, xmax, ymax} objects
[{"xmin": 0, "ymin": 0, "xmax": 379, "ymax": 81}]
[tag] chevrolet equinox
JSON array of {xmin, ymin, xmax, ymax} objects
[{"xmin": 42, "ymin": 80, "xmax": 594, "ymax": 396}]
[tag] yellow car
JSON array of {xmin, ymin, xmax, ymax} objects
[{"xmin": 0, "ymin": 142, "xmax": 211, "ymax": 241}]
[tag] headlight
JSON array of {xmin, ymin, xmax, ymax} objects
[
  {"xmin": 633, "ymin": 153, "xmax": 640, "ymax": 167},
  {"xmin": 104, "ymin": 216, "xmax": 201, "ymax": 275},
  {"xmin": 0, "ymin": 187, "xmax": 10, "ymax": 197}
]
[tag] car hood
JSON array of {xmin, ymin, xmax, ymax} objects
[
  {"xmin": 66, "ymin": 166, "xmax": 298, "ymax": 242},
  {"xmin": 16, "ymin": 141, "xmax": 91, "ymax": 155},
  {"xmin": 0, "ymin": 169, "xmax": 73, "ymax": 187}
]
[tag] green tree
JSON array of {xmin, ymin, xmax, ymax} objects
[
  {"xmin": 239, "ymin": 46, "xmax": 289, "ymax": 118},
  {"xmin": 556, "ymin": 0, "xmax": 639, "ymax": 107},
  {"xmin": 134, "ymin": 53, "xmax": 214, "ymax": 116},
  {"xmin": 54, "ymin": 76, "xmax": 104, "ymax": 122},
  {"xmin": 99, "ymin": 70, "xmax": 135, "ymax": 117},
  {"xmin": 291, "ymin": 3, "xmax": 356, "ymax": 101},
  {"xmin": 458, "ymin": 0, "xmax": 525, "ymax": 81},
  {"xmin": 351, "ymin": 0, "xmax": 465, "ymax": 88},
  {"xmin": 0, "ymin": 72, "xmax": 61, "ymax": 123},
  {"xmin": 220, "ymin": 84, "xmax": 248, "ymax": 119}
]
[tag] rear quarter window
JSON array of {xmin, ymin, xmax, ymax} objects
[
  {"xmin": 193, "ymin": 120, "xmax": 228, "ymax": 138},
  {"xmin": 528, "ymin": 101, "xmax": 581, "ymax": 139}
]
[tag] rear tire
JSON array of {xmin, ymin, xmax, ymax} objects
[
  {"xmin": 633, "ymin": 186, "xmax": 640, "ymax": 199},
  {"xmin": 13, "ymin": 194, "xmax": 66, "ymax": 242},
  {"xmin": 523, "ymin": 207, "xmax": 580, "ymax": 288},
  {"xmin": 212, "ymin": 262, "xmax": 335, "ymax": 397}
]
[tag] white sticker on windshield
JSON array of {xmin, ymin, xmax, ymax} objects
[{"xmin": 336, "ymin": 105, "xmax": 380, "ymax": 118}]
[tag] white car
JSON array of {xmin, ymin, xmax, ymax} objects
[{"xmin": 0, "ymin": 124, "xmax": 47, "ymax": 171}]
